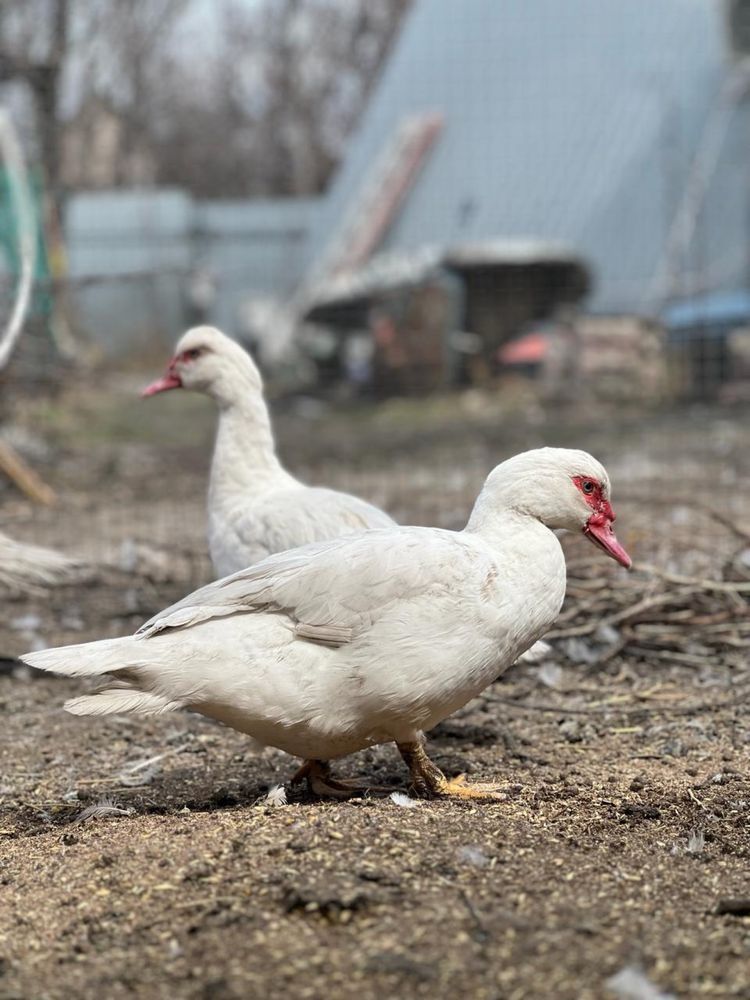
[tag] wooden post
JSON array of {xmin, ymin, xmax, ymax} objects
[{"xmin": 0, "ymin": 439, "xmax": 56, "ymax": 505}]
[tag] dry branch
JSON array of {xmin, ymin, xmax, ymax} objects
[
  {"xmin": 0, "ymin": 439, "xmax": 57, "ymax": 505},
  {"xmin": 503, "ymin": 521, "xmax": 750, "ymax": 718}
]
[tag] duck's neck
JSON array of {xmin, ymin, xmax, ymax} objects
[
  {"xmin": 465, "ymin": 503, "xmax": 566, "ymax": 601},
  {"xmin": 209, "ymin": 385, "xmax": 292, "ymax": 510},
  {"xmin": 465, "ymin": 493, "xmax": 555, "ymax": 551}
]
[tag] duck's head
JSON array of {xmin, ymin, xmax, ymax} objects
[
  {"xmin": 142, "ymin": 326, "xmax": 262, "ymax": 404},
  {"xmin": 480, "ymin": 447, "xmax": 632, "ymax": 568}
]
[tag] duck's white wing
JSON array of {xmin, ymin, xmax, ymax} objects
[
  {"xmin": 210, "ymin": 486, "xmax": 396, "ymax": 577},
  {"xmin": 244, "ymin": 487, "xmax": 393, "ymax": 554},
  {"xmin": 286, "ymin": 486, "xmax": 395, "ymax": 533},
  {"xmin": 139, "ymin": 527, "xmax": 483, "ymax": 645}
]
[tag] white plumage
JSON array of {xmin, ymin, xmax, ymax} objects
[
  {"xmin": 142, "ymin": 326, "xmax": 394, "ymax": 577},
  {"xmin": 0, "ymin": 530, "xmax": 85, "ymax": 595},
  {"xmin": 23, "ymin": 448, "xmax": 631, "ymax": 799}
]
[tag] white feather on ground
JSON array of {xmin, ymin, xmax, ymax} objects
[
  {"xmin": 72, "ymin": 798, "xmax": 134, "ymax": 824},
  {"xmin": 605, "ymin": 966, "xmax": 676, "ymax": 1000},
  {"xmin": 263, "ymin": 785, "xmax": 288, "ymax": 807},
  {"xmin": 0, "ymin": 531, "xmax": 88, "ymax": 596},
  {"xmin": 390, "ymin": 792, "xmax": 420, "ymax": 808}
]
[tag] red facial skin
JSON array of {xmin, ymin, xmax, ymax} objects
[
  {"xmin": 572, "ymin": 476, "xmax": 632, "ymax": 569},
  {"xmin": 141, "ymin": 351, "xmax": 195, "ymax": 397}
]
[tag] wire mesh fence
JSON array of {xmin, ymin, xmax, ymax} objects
[
  {"xmin": 2, "ymin": 8, "xmax": 750, "ymax": 1000},
  {"xmin": 0, "ymin": 0, "xmax": 748, "ymax": 605}
]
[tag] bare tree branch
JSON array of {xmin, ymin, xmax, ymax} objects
[{"xmin": 0, "ymin": 0, "xmax": 412, "ymax": 199}]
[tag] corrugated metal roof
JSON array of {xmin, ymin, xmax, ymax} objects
[
  {"xmin": 304, "ymin": 0, "xmax": 747, "ymax": 315},
  {"xmin": 306, "ymin": 238, "xmax": 589, "ymax": 314},
  {"xmin": 443, "ymin": 239, "xmax": 585, "ymax": 270}
]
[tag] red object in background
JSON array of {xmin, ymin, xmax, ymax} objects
[{"xmin": 498, "ymin": 332, "xmax": 548, "ymax": 365}]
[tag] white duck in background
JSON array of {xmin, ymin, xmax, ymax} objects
[
  {"xmin": 142, "ymin": 326, "xmax": 394, "ymax": 577},
  {"xmin": 24, "ymin": 448, "xmax": 631, "ymax": 800},
  {"xmin": 0, "ymin": 530, "xmax": 85, "ymax": 595}
]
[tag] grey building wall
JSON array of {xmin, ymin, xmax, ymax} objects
[
  {"xmin": 194, "ymin": 198, "xmax": 320, "ymax": 340},
  {"xmin": 65, "ymin": 190, "xmax": 321, "ymax": 357},
  {"xmin": 66, "ymin": 189, "xmax": 193, "ymax": 356},
  {"xmin": 302, "ymin": 0, "xmax": 748, "ymax": 316}
]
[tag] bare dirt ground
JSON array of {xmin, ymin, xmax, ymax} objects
[{"xmin": 0, "ymin": 378, "xmax": 749, "ymax": 999}]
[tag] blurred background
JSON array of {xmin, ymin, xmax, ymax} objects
[
  {"xmin": 2, "ymin": 8, "xmax": 750, "ymax": 996},
  {"xmin": 4, "ymin": 0, "xmax": 750, "ymax": 395},
  {"xmin": 0, "ymin": 0, "xmax": 748, "ymax": 600}
]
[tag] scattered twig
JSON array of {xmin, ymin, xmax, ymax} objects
[
  {"xmin": 617, "ymin": 495, "xmax": 750, "ymax": 546},
  {"xmin": 636, "ymin": 563, "xmax": 750, "ymax": 594},
  {"xmin": 542, "ymin": 550, "xmax": 748, "ymax": 673},
  {"xmin": 460, "ymin": 890, "xmax": 489, "ymax": 940},
  {"xmin": 0, "ymin": 440, "xmax": 57, "ymax": 506}
]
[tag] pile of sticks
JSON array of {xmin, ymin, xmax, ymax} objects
[
  {"xmin": 549, "ymin": 551, "xmax": 750, "ymax": 670},
  {"xmin": 485, "ymin": 515, "xmax": 749, "ymax": 720}
]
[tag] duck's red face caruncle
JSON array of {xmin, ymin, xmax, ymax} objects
[{"xmin": 572, "ymin": 476, "xmax": 632, "ymax": 569}]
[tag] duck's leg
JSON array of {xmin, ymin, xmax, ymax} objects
[
  {"xmin": 290, "ymin": 759, "xmax": 394, "ymax": 799},
  {"xmin": 396, "ymin": 740, "xmax": 506, "ymax": 801}
]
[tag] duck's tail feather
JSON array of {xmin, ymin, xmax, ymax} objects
[
  {"xmin": 65, "ymin": 689, "xmax": 183, "ymax": 716},
  {"xmin": 21, "ymin": 637, "xmax": 186, "ymax": 718},
  {"xmin": 20, "ymin": 636, "xmax": 143, "ymax": 677}
]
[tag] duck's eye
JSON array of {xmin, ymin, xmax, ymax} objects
[
  {"xmin": 582, "ymin": 480, "xmax": 595, "ymax": 495},
  {"xmin": 185, "ymin": 348, "xmax": 202, "ymax": 361}
]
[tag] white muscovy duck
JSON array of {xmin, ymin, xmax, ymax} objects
[
  {"xmin": 0, "ymin": 530, "xmax": 85, "ymax": 595},
  {"xmin": 23, "ymin": 448, "xmax": 631, "ymax": 800},
  {"xmin": 142, "ymin": 326, "xmax": 395, "ymax": 577}
]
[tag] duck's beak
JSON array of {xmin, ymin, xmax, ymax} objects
[
  {"xmin": 141, "ymin": 365, "xmax": 182, "ymax": 397},
  {"xmin": 583, "ymin": 512, "xmax": 632, "ymax": 569}
]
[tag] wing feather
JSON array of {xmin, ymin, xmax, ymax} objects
[
  {"xmin": 209, "ymin": 486, "xmax": 395, "ymax": 577},
  {"xmin": 138, "ymin": 527, "xmax": 485, "ymax": 645}
]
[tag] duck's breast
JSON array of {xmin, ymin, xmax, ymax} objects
[{"xmin": 338, "ymin": 526, "xmax": 567, "ymax": 736}]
